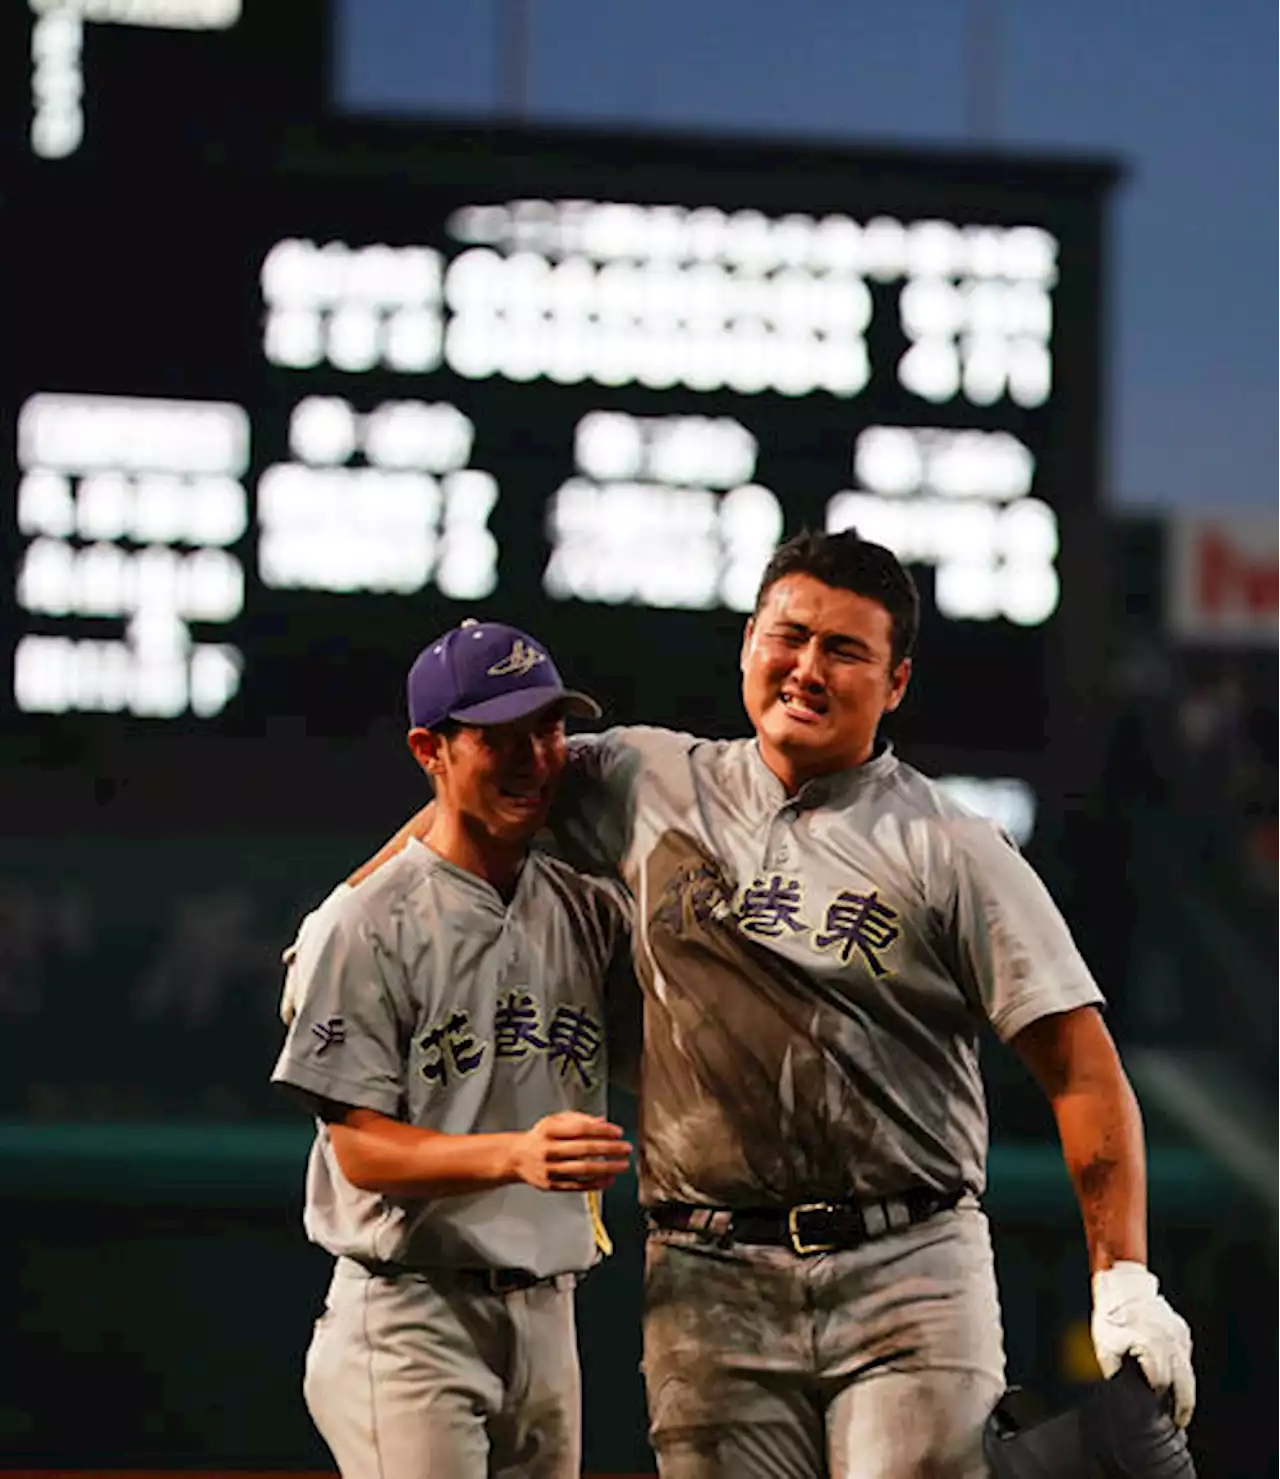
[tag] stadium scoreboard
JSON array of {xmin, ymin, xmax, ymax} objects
[{"xmin": 1, "ymin": 2, "xmax": 1118, "ymax": 826}]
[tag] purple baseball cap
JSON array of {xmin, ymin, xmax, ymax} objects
[{"xmin": 407, "ymin": 620, "xmax": 602, "ymax": 730}]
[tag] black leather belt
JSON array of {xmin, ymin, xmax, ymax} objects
[
  {"xmin": 458, "ymin": 1267, "xmax": 556, "ymax": 1295},
  {"xmin": 357, "ymin": 1259, "xmax": 564, "ymax": 1295},
  {"xmin": 648, "ymin": 1188, "xmax": 964, "ymax": 1255}
]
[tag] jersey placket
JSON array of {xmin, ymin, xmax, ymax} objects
[
  {"xmin": 737, "ymin": 802, "xmax": 808, "ymax": 948},
  {"xmin": 761, "ymin": 802, "xmax": 801, "ymax": 874}
]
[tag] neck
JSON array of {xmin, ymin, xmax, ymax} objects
[
  {"xmin": 758, "ymin": 738, "xmax": 876, "ymax": 796},
  {"xmin": 425, "ymin": 810, "xmax": 526, "ymax": 898}
]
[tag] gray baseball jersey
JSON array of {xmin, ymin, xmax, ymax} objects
[
  {"xmin": 548, "ymin": 725, "xmax": 1104, "ymax": 1209},
  {"xmin": 271, "ymin": 838, "xmax": 627, "ymax": 1278}
]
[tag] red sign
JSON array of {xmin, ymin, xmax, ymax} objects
[{"xmin": 1168, "ymin": 513, "xmax": 1278, "ymax": 644}]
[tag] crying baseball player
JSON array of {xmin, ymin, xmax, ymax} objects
[
  {"xmin": 295, "ymin": 530, "xmax": 1196, "ymax": 1479},
  {"xmin": 272, "ymin": 620, "xmax": 633, "ymax": 1479}
]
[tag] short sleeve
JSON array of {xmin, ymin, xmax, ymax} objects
[
  {"xmin": 945, "ymin": 819, "xmax": 1105, "ymax": 1042},
  {"xmin": 545, "ymin": 728, "xmax": 645, "ymax": 876},
  {"xmin": 270, "ymin": 897, "xmax": 410, "ymax": 1116}
]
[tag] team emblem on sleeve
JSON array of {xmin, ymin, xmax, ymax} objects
[{"xmin": 310, "ymin": 1016, "xmax": 346, "ymax": 1053}]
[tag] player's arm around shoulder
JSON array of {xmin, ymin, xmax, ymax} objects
[
  {"xmin": 335, "ymin": 730, "xmax": 624, "ymax": 889},
  {"xmin": 330, "ymin": 726, "xmax": 659, "ymax": 897},
  {"xmin": 347, "ymin": 807, "xmax": 435, "ymax": 886}
]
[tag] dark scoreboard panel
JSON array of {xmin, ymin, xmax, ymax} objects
[
  {"xmin": 3, "ymin": 143, "xmax": 1112, "ymax": 728},
  {"xmin": 1, "ymin": 6, "xmax": 1118, "ymax": 837},
  {"xmin": 0, "ymin": 2, "xmax": 1116, "ymax": 1129}
]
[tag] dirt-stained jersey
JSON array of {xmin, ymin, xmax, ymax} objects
[
  {"xmin": 272, "ymin": 839, "xmax": 628, "ymax": 1278},
  {"xmin": 549, "ymin": 726, "xmax": 1104, "ymax": 1208}
]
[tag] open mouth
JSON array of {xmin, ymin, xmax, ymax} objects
[{"xmin": 779, "ymin": 692, "xmax": 827, "ymax": 722}]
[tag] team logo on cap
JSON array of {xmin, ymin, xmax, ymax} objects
[{"xmin": 487, "ymin": 639, "xmax": 546, "ymax": 677}]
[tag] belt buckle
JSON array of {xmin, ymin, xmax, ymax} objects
[{"xmin": 787, "ymin": 1201, "xmax": 838, "ymax": 1255}]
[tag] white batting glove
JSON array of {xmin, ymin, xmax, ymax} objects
[
  {"xmin": 1091, "ymin": 1261, "xmax": 1195, "ymax": 1429},
  {"xmin": 279, "ymin": 882, "xmax": 352, "ymax": 1025}
]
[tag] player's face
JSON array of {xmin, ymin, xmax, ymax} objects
[
  {"xmin": 740, "ymin": 572, "xmax": 911, "ymax": 790},
  {"xmin": 419, "ymin": 707, "xmax": 568, "ymax": 844}
]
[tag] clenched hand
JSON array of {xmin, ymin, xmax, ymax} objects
[{"xmin": 509, "ymin": 1112, "xmax": 632, "ymax": 1193}]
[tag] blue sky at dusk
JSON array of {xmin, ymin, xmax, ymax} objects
[{"xmin": 335, "ymin": 0, "xmax": 1275, "ymax": 515}]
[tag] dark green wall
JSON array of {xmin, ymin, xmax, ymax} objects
[{"xmin": 2, "ymin": 1119, "xmax": 1272, "ymax": 1477}]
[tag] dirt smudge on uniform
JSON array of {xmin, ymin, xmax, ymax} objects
[{"xmin": 638, "ymin": 829, "xmax": 887, "ymax": 1205}]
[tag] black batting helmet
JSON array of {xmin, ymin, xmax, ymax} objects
[{"xmin": 984, "ymin": 1358, "xmax": 1196, "ymax": 1478}]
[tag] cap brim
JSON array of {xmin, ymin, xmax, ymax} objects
[{"xmin": 449, "ymin": 687, "xmax": 601, "ymax": 726}]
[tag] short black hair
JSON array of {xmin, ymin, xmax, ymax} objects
[{"xmin": 754, "ymin": 528, "xmax": 919, "ymax": 667}]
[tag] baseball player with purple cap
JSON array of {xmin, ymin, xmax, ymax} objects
[
  {"xmin": 272, "ymin": 618, "xmax": 633, "ymax": 1479},
  {"xmin": 288, "ymin": 531, "xmax": 1195, "ymax": 1478}
]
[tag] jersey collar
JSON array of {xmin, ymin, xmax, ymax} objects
[
  {"xmin": 408, "ymin": 836, "xmax": 540, "ymax": 914},
  {"xmin": 746, "ymin": 737, "xmax": 899, "ymax": 813}
]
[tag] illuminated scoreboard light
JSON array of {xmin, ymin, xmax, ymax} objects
[
  {"xmin": 826, "ymin": 425, "xmax": 1059, "ymax": 625},
  {"xmin": 13, "ymin": 393, "xmax": 246, "ymax": 717},
  {"xmin": 259, "ymin": 397, "xmax": 499, "ymax": 598},
  {"xmin": 261, "ymin": 240, "xmax": 444, "ymax": 375},
  {"xmin": 438, "ymin": 201, "xmax": 1054, "ymax": 406},
  {"xmin": 253, "ymin": 198, "xmax": 1062, "ymax": 631},
  {"xmin": 262, "ymin": 204, "xmax": 1056, "ymax": 407},
  {"xmin": 27, "ymin": 0, "xmax": 243, "ymax": 161},
  {"xmin": 544, "ymin": 412, "xmax": 781, "ymax": 611}
]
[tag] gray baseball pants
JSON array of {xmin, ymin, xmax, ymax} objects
[
  {"xmin": 304, "ymin": 1257, "xmax": 581, "ymax": 1479},
  {"xmin": 642, "ymin": 1196, "xmax": 1006, "ymax": 1479}
]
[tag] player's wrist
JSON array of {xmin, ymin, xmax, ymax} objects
[
  {"xmin": 495, "ymin": 1130, "xmax": 529, "ymax": 1186},
  {"xmin": 1092, "ymin": 1260, "xmax": 1157, "ymax": 1309}
]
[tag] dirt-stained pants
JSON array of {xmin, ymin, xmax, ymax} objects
[{"xmin": 643, "ymin": 1197, "xmax": 1006, "ymax": 1479}]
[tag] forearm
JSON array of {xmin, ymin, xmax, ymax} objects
[
  {"xmin": 1052, "ymin": 1071, "xmax": 1148, "ymax": 1272},
  {"xmin": 347, "ymin": 803, "xmax": 435, "ymax": 886},
  {"xmin": 329, "ymin": 1111, "xmax": 518, "ymax": 1198}
]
